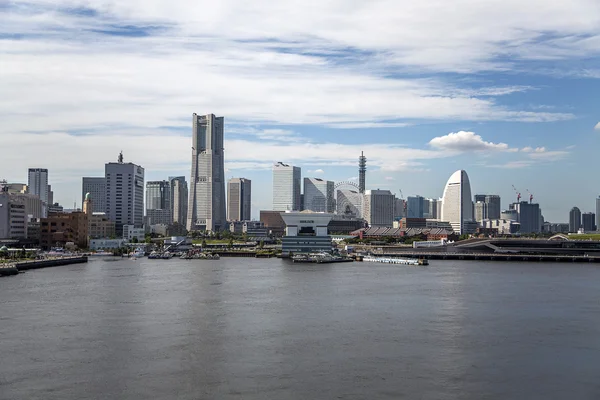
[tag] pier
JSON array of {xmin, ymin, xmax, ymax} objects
[{"xmin": 372, "ymin": 251, "xmax": 600, "ymax": 263}]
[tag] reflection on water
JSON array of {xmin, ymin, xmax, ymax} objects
[{"xmin": 1, "ymin": 258, "xmax": 600, "ymax": 399}]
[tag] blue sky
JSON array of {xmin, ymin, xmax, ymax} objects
[{"xmin": 1, "ymin": 0, "xmax": 600, "ymax": 221}]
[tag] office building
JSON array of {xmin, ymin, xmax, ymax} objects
[
  {"xmin": 40, "ymin": 212, "xmax": 88, "ymax": 250},
  {"xmin": 83, "ymin": 193, "xmax": 115, "ymax": 239},
  {"xmin": 337, "ymin": 189, "xmax": 362, "ymax": 217},
  {"xmin": 146, "ymin": 181, "xmax": 171, "ymax": 226},
  {"xmin": 5, "ymin": 183, "xmax": 27, "ymax": 194},
  {"xmin": 596, "ymin": 196, "xmax": 600, "ymax": 231},
  {"xmin": 394, "ymin": 198, "xmax": 406, "ymax": 219},
  {"xmin": 280, "ymin": 211, "xmax": 334, "ymax": 256},
  {"xmin": 9, "ymin": 193, "xmax": 43, "ymax": 220},
  {"xmin": 0, "ymin": 190, "xmax": 27, "ymax": 239},
  {"xmin": 259, "ymin": 210, "xmax": 286, "ymax": 237},
  {"xmin": 28, "ymin": 168, "xmax": 49, "ymax": 205},
  {"xmin": 304, "ymin": 178, "xmax": 334, "ymax": 213},
  {"xmin": 441, "ymin": 170, "xmax": 475, "ymax": 234},
  {"xmin": 475, "ymin": 201, "xmax": 487, "ymax": 222},
  {"xmin": 105, "ymin": 152, "xmax": 144, "ymax": 236},
  {"xmin": 363, "ymin": 189, "xmax": 395, "ymax": 227},
  {"xmin": 48, "ymin": 185, "xmax": 53, "ymax": 206},
  {"xmin": 187, "ymin": 113, "xmax": 227, "ymax": 232},
  {"xmin": 169, "ymin": 176, "xmax": 188, "ymax": 227},
  {"xmin": 582, "ymin": 212, "xmax": 595, "ymax": 232},
  {"xmin": 272, "ymin": 162, "xmax": 301, "ymax": 211},
  {"xmin": 82, "ymin": 177, "xmax": 106, "ymax": 213},
  {"xmin": 511, "ymin": 202, "xmax": 541, "ymax": 234},
  {"xmin": 407, "ymin": 196, "xmax": 424, "ymax": 218},
  {"xmin": 425, "ymin": 198, "xmax": 438, "ymax": 219},
  {"xmin": 227, "ymin": 178, "xmax": 252, "ymax": 221},
  {"xmin": 474, "ymin": 194, "xmax": 501, "ymax": 221},
  {"xmin": 569, "ymin": 207, "xmax": 582, "ymax": 232},
  {"xmin": 479, "ymin": 219, "xmax": 520, "ymax": 235}
]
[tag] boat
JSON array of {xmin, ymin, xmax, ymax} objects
[
  {"xmin": 363, "ymin": 255, "xmax": 428, "ymax": 265},
  {"xmin": 148, "ymin": 251, "xmax": 161, "ymax": 259},
  {"xmin": 131, "ymin": 248, "xmax": 145, "ymax": 258},
  {"xmin": 161, "ymin": 251, "xmax": 173, "ymax": 259}
]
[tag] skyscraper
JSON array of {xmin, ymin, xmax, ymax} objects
[
  {"xmin": 227, "ymin": 178, "xmax": 252, "ymax": 221},
  {"xmin": 303, "ymin": 178, "xmax": 334, "ymax": 213},
  {"xmin": 28, "ymin": 168, "xmax": 49, "ymax": 207},
  {"xmin": 485, "ymin": 195, "xmax": 501, "ymax": 219},
  {"xmin": 169, "ymin": 176, "xmax": 188, "ymax": 227},
  {"xmin": 105, "ymin": 152, "xmax": 144, "ymax": 236},
  {"xmin": 187, "ymin": 113, "xmax": 227, "ymax": 232},
  {"xmin": 582, "ymin": 212, "xmax": 595, "ymax": 232},
  {"xmin": 363, "ymin": 189, "xmax": 395, "ymax": 227},
  {"xmin": 272, "ymin": 162, "xmax": 301, "ymax": 211},
  {"xmin": 511, "ymin": 201, "xmax": 541, "ymax": 233},
  {"xmin": 569, "ymin": 207, "xmax": 581, "ymax": 233},
  {"xmin": 407, "ymin": 196, "xmax": 424, "ymax": 218},
  {"xmin": 441, "ymin": 170, "xmax": 474, "ymax": 234},
  {"xmin": 82, "ymin": 177, "xmax": 106, "ymax": 213},
  {"xmin": 146, "ymin": 180, "xmax": 171, "ymax": 226}
]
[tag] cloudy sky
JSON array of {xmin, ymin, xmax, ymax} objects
[{"xmin": 2, "ymin": 0, "xmax": 600, "ymax": 221}]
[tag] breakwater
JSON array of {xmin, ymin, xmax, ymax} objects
[
  {"xmin": 0, "ymin": 265, "xmax": 19, "ymax": 276},
  {"xmin": 374, "ymin": 251, "xmax": 600, "ymax": 263},
  {"xmin": 13, "ymin": 256, "xmax": 88, "ymax": 272}
]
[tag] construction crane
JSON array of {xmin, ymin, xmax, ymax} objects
[
  {"xmin": 526, "ymin": 189, "xmax": 534, "ymax": 204},
  {"xmin": 398, "ymin": 189, "xmax": 407, "ymax": 212},
  {"xmin": 511, "ymin": 185, "xmax": 521, "ymax": 203}
]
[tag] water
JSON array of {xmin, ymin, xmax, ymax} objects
[{"xmin": 2, "ymin": 258, "xmax": 600, "ymax": 400}]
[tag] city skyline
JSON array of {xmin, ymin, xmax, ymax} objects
[{"xmin": 2, "ymin": 1, "xmax": 600, "ymax": 221}]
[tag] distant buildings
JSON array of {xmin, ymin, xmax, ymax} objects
[
  {"xmin": 363, "ymin": 189, "xmax": 395, "ymax": 227},
  {"xmin": 441, "ymin": 170, "xmax": 474, "ymax": 234},
  {"xmin": 169, "ymin": 176, "xmax": 188, "ymax": 228},
  {"xmin": 272, "ymin": 162, "xmax": 301, "ymax": 211},
  {"xmin": 259, "ymin": 210, "xmax": 286, "ymax": 236},
  {"xmin": 582, "ymin": 212, "xmax": 595, "ymax": 232},
  {"xmin": 187, "ymin": 113, "xmax": 227, "ymax": 232},
  {"xmin": 105, "ymin": 152, "xmax": 145, "ymax": 236},
  {"xmin": 480, "ymin": 219, "xmax": 520, "ymax": 235},
  {"xmin": 0, "ymin": 189, "xmax": 27, "ymax": 239},
  {"xmin": 407, "ymin": 196, "xmax": 424, "ymax": 218},
  {"xmin": 146, "ymin": 180, "xmax": 172, "ymax": 226},
  {"xmin": 40, "ymin": 212, "xmax": 88, "ymax": 250},
  {"xmin": 569, "ymin": 207, "xmax": 581, "ymax": 233},
  {"xmin": 596, "ymin": 196, "xmax": 600, "ymax": 231},
  {"xmin": 303, "ymin": 178, "xmax": 334, "ymax": 213},
  {"xmin": 227, "ymin": 178, "xmax": 252, "ymax": 221},
  {"xmin": 82, "ymin": 177, "xmax": 106, "ymax": 213},
  {"xmin": 336, "ymin": 189, "xmax": 362, "ymax": 217},
  {"xmin": 511, "ymin": 201, "xmax": 541, "ymax": 234},
  {"xmin": 27, "ymin": 168, "xmax": 49, "ymax": 206},
  {"xmin": 83, "ymin": 193, "xmax": 115, "ymax": 239},
  {"xmin": 280, "ymin": 211, "xmax": 334, "ymax": 256},
  {"xmin": 474, "ymin": 194, "xmax": 501, "ymax": 221}
]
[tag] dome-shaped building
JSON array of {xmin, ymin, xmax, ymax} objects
[{"xmin": 441, "ymin": 170, "xmax": 474, "ymax": 235}]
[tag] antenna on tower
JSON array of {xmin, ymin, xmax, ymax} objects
[{"xmin": 358, "ymin": 151, "xmax": 366, "ymax": 194}]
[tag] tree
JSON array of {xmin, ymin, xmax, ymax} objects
[
  {"xmin": 228, "ymin": 238, "xmax": 234, "ymax": 249},
  {"xmin": 131, "ymin": 237, "xmax": 138, "ymax": 243},
  {"xmin": 201, "ymin": 239, "xmax": 207, "ymax": 248},
  {"xmin": 145, "ymin": 235, "xmax": 152, "ymax": 244},
  {"xmin": 259, "ymin": 240, "xmax": 265, "ymax": 249}
]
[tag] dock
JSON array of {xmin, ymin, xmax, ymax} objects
[{"xmin": 370, "ymin": 251, "xmax": 600, "ymax": 263}]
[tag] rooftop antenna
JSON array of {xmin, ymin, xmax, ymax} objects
[{"xmin": 358, "ymin": 151, "xmax": 366, "ymax": 194}]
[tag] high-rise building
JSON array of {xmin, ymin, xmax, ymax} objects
[
  {"xmin": 511, "ymin": 202, "xmax": 541, "ymax": 233},
  {"xmin": 363, "ymin": 189, "xmax": 395, "ymax": 227},
  {"xmin": 169, "ymin": 176, "xmax": 188, "ymax": 227},
  {"xmin": 569, "ymin": 207, "xmax": 582, "ymax": 233},
  {"xmin": 47, "ymin": 185, "xmax": 53, "ymax": 207},
  {"xmin": 407, "ymin": 196, "xmax": 424, "ymax": 218},
  {"xmin": 227, "ymin": 178, "xmax": 252, "ymax": 221},
  {"xmin": 336, "ymin": 189, "xmax": 362, "ymax": 217},
  {"xmin": 582, "ymin": 212, "xmax": 595, "ymax": 232},
  {"xmin": 82, "ymin": 177, "xmax": 106, "ymax": 213},
  {"xmin": 473, "ymin": 194, "xmax": 501, "ymax": 221},
  {"xmin": 0, "ymin": 185, "xmax": 27, "ymax": 239},
  {"xmin": 304, "ymin": 178, "xmax": 334, "ymax": 213},
  {"xmin": 146, "ymin": 180, "xmax": 171, "ymax": 226},
  {"xmin": 596, "ymin": 196, "xmax": 600, "ymax": 231},
  {"xmin": 272, "ymin": 162, "xmax": 301, "ymax": 211},
  {"xmin": 28, "ymin": 168, "xmax": 49, "ymax": 213},
  {"xmin": 475, "ymin": 201, "xmax": 488, "ymax": 222},
  {"xmin": 441, "ymin": 170, "xmax": 474, "ymax": 234},
  {"xmin": 394, "ymin": 198, "xmax": 406, "ymax": 219},
  {"xmin": 105, "ymin": 152, "xmax": 144, "ymax": 236},
  {"xmin": 187, "ymin": 113, "xmax": 227, "ymax": 232}
]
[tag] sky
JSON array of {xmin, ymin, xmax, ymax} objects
[{"xmin": 2, "ymin": 0, "xmax": 600, "ymax": 222}]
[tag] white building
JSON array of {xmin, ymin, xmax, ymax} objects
[
  {"xmin": 304, "ymin": 178, "xmax": 334, "ymax": 213},
  {"xmin": 105, "ymin": 153, "xmax": 145, "ymax": 235},
  {"xmin": 363, "ymin": 189, "xmax": 395, "ymax": 227},
  {"xmin": 123, "ymin": 225, "xmax": 145, "ymax": 241},
  {"xmin": 0, "ymin": 192, "xmax": 27, "ymax": 239},
  {"xmin": 272, "ymin": 162, "xmax": 301, "ymax": 211},
  {"xmin": 441, "ymin": 170, "xmax": 475, "ymax": 234},
  {"xmin": 280, "ymin": 211, "xmax": 334, "ymax": 255},
  {"xmin": 480, "ymin": 219, "xmax": 520, "ymax": 234},
  {"xmin": 82, "ymin": 177, "xmax": 106, "ymax": 213},
  {"xmin": 227, "ymin": 178, "xmax": 252, "ymax": 221},
  {"xmin": 187, "ymin": 113, "xmax": 227, "ymax": 232},
  {"xmin": 337, "ymin": 189, "xmax": 362, "ymax": 217},
  {"xmin": 89, "ymin": 238, "xmax": 126, "ymax": 250}
]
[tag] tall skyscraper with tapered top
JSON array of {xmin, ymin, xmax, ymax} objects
[{"xmin": 187, "ymin": 113, "xmax": 227, "ymax": 232}]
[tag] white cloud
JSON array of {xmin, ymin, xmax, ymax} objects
[
  {"xmin": 308, "ymin": 169, "xmax": 325, "ymax": 175},
  {"xmin": 595, "ymin": 122, "xmax": 600, "ymax": 130},
  {"xmin": 428, "ymin": 131, "xmax": 511, "ymax": 152},
  {"xmin": 486, "ymin": 161, "xmax": 536, "ymax": 169}
]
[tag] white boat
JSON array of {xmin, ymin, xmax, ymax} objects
[
  {"xmin": 363, "ymin": 255, "xmax": 428, "ymax": 266},
  {"xmin": 161, "ymin": 251, "xmax": 173, "ymax": 259},
  {"xmin": 131, "ymin": 248, "xmax": 145, "ymax": 258}
]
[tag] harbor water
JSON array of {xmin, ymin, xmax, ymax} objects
[{"xmin": 1, "ymin": 258, "xmax": 600, "ymax": 399}]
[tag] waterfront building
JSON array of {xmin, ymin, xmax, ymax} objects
[
  {"xmin": 280, "ymin": 211, "xmax": 334, "ymax": 256},
  {"xmin": 122, "ymin": 225, "xmax": 145, "ymax": 242},
  {"xmin": 582, "ymin": 212, "xmax": 595, "ymax": 232},
  {"xmin": 89, "ymin": 238, "xmax": 126, "ymax": 250},
  {"xmin": 40, "ymin": 212, "xmax": 88, "ymax": 249},
  {"xmin": 542, "ymin": 222, "xmax": 569, "ymax": 233},
  {"xmin": 82, "ymin": 177, "xmax": 106, "ymax": 213},
  {"xmin": 407, "ymin": 196, "xmax": 424, "ymax": 218},
  {"xmin": 272, "ymin": 162, "xmax": 301, "ymax": 211},
  {"xmin": 9, "ymin": 193, "xmax": 43, "ymax": 220},
  {"xmin": 336, "ymin": 189, "xmax": 362, "ymax": 217},
  {"xmin": 441, "ymin": 170, "xmax": 475, "ymax": 234},
  {"xmin": 28, "ymin": 168, "xmax": 49, "ymax": 206},
  {"xmin": 187, "ymin": 113, "xmax": 227, "ymax": 232},
  {"xmin": 169, "ymin": 177, "xmax": 188, "ymax": 227},
  {"xmin": 511, "ymin": 202, "xmax": 541, "ymax": 234},
  {"xmin": 83, "ymin": 192, "xmax": 115, "ymax": 239},
  {"xmin": 396, "ymin": 218, "xmax": 427, "ymax": 229},
  {"xmin": 146, "ymin": 181, "xmax": 172, "ymax": 226},
  {"xmin": 260, "ymin": 210, "xmax": 286, "ymax": 236},
  {"xmin": 227, "ymin": 178, "xmax": 252, "ymax": 221},
  {"xmin": 105, "ymin": 152, "xmax": 144, "ymax": 236},
  {"xmin": 0, "ymin": 191, "xmax": 27, "ymax": 239},
  {"xmin": 304, "ymin": 178, "xmax": 334, "ymax": 213},
  {"xmin": 328, "ymin": 215, "xmax": 367, "ymax": 235},
  {"xmin": 569, "ymin": 207, "xmax": 581, "ymax": 233},
  {"xmin": 363, "ymin": 189, "xmax": 395, "ymax": 227}
]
